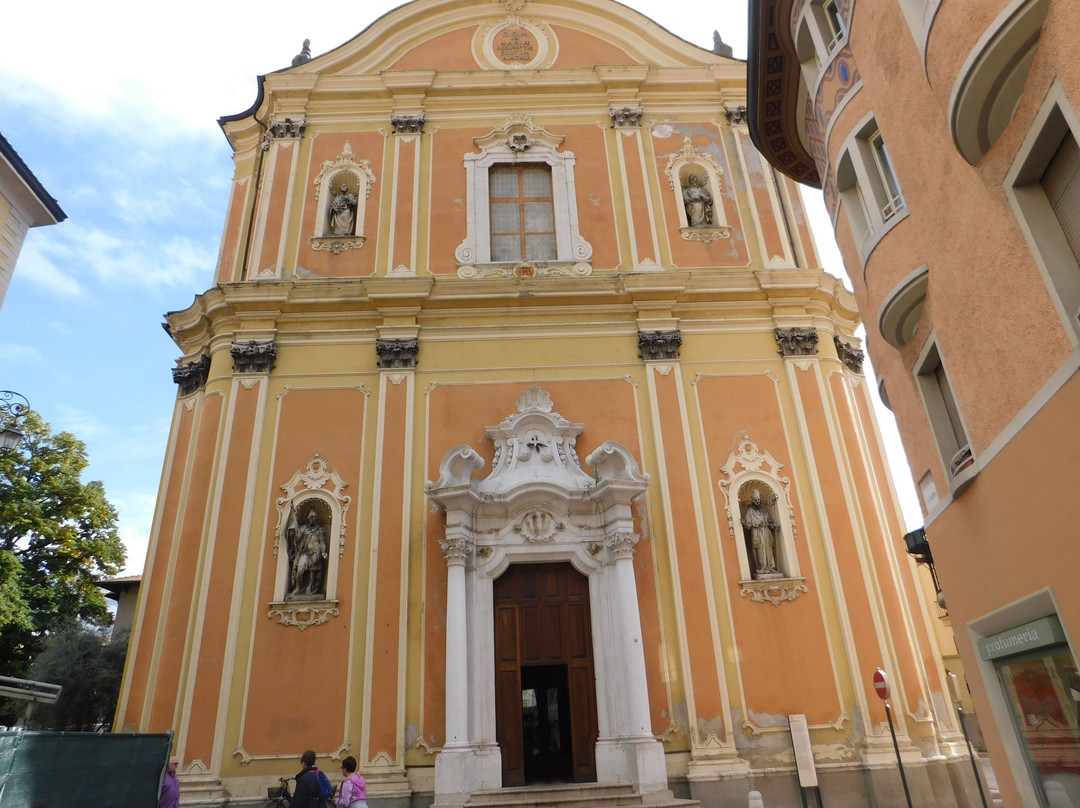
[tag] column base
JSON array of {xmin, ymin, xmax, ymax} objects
[
  {"xmin": 433, "ymin": 743, "xmax": 502, "ymax": 807},
  {"xmin": 595, "ymin": 736, "xmax": 668, "ymax": 794}
]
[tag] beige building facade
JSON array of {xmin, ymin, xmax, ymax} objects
[
  {"xmin": 0, "ymin": 132, "xmax": 65, "ymax": 311},
  {"xmin": 118, "ymin": 1, "xmax": 980, "ymax": 806},
  {"xmin": 749, "ymin": 0, "xmax": 1080, "ymax": 806}
]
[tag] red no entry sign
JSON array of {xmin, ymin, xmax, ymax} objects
[{"xmin": 873, "ymin": 667, "xmax": 889, "ymax": 700}]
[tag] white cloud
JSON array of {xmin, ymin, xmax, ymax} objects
[
  {"xmin": 13, "ymin": 237, "xmax": 84, "ymax": 296},
  {"xmin": 0, "ymin": 343, "xmax": 43, "ymax": 363}
]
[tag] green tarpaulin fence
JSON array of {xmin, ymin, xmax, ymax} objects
[{"xmin": 0, "ymin": 730, "xmax": 171, "ymax": 807}]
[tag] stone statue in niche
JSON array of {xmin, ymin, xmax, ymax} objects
[
  {"xmin": 286, "ymin": 505, "xmax": 329, "ymax": 598},
  {"xmin": 741, "ymin": 488, "xmax": 781, "ymax": 578},
  {"xmin": 682, "ymin": 173, "xmax": 713, "ymax": 227},
  {"xmin": 328, "ymin": 183, "xmax": 358, "ymax": 236}
]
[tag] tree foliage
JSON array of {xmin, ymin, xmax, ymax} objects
[
  {"xmin": 0, "ymin": 412, "xmax": 126, "ymax": 677},
  {"xmin": 24, "ymin": 622, "xmax": 130, "ymax": 731}
]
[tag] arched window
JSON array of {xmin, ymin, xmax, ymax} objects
[{"xmin": 456, "ymin": 116, "xmax": 592, "ymax": 278}]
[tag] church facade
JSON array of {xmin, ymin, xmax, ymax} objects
[{"xmin": 116, "ymin": 1, "xmax": 977, "ymax": 806}]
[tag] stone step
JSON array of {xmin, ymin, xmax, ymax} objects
[{"xmin": 465, "ymin": 783, "xmax": 699, "ymax": 808}]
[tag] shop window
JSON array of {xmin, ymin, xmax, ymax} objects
[
  {"xmin": 1005, "ymin": 83, "xmax": 1080, "ymax": 343},
  {"xmin": 915, "ymin": 339, "xmax": 975, "ymax": 495},
  {"xmin": 980, "ymin": 615, "xmax": 1080, "ymax": 808}
]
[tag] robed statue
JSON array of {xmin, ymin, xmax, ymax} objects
[{"xmin": 287, "ymin": 507, "xmax": 328, "ymax": 598}]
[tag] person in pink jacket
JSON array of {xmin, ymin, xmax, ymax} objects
[{"xmin": 338, "ymin": 756, "xmax": 368, "ymax": 808}]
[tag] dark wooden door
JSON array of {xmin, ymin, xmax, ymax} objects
[{"xmin": 493, "ymin": 563, "xmax": 598, "ymax": 786}]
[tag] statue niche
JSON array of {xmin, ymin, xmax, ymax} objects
[
  {"xmin": 681, "ymin": 170, "xmax": 714, "ymax": 227},
  {"xmin": 326, "ymin": 175, "xmax": 358, "ymax": 237},
  {"xmin": 738, "ymin": 482, "xmax": 784, "ymax": 580},
  {"xmin": 286, "ymin": 499, "xmax": 330, "ymax": 600}
]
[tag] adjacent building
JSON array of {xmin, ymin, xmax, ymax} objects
[
  {"xmin": 748, "ymin": 0, "xmax": 1080, "ymax": 805},
  {"xmin": 117, "ymin": 1, "xmax": 979, "ymax": 805},
  {"xmin": 0, "ymin": 132, "xmax": 65, "ymax": 310}
]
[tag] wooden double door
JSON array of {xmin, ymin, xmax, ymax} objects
[{"xmin": 494, "ymin": 562, "xmax": 598, "ymax": 786}]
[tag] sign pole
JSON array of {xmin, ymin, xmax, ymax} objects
[
  {"xmin": 947, "ymin": 671, "xmax": 989, "ymax": 808},
  {"xmin": 875, "ymin": 667, "xmax": 913, "ymax": 808}
]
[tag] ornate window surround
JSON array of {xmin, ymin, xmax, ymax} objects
[
  {"xmin": 718, "ymin": 434, "xmax": 806, "ymax": 605},
  {"xmin": 268, "ymin": 454, "xmax": 352, "ymax": 629},
  {"xmin": 310, "ymin": 141, "xmax": 377, "ymax": 254},
  {"xmin": 455, "ymin": 116, "xmax": 592, "ymax": 277},
  {"xmin": 664, "ymin": 137, "xmax": 732, "ymax": 243}
]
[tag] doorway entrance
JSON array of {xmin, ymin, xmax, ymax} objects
[{"xmin": 493, "ymin": 563, "xmax": 598, "ymax": 787}]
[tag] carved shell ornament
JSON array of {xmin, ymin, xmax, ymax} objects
[{"xmin": 514, "ymin": 510, "xmax": 564, "ymax": 543}]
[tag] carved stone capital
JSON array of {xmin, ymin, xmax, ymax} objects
[
  {"xmin": 774, "ymin": 328, "xmax": 818, "ymax": 357},
  {"xmin": 172, "ymin": 356, "xmax": 210, "ymax": 395},
  {"xmin": 440, "ymin": 537, "xmax": 473, "ymax": 566},
  {"xmin": 833, "ymin": 335, "xmax": 865, "ymax": 373},
  {"xmin": 610, "ymin": 106, "xmax": 644, "ymax": 128},
  {"xmin": 638, "ymin": 330, "xmax": 682, "ymax": 361},
  {"xmin": 725, "ymin": 105, "xmax": 748, "ymax": 126},
  {"xmin": 606, "ymin": 531, "xmax": 639, "ymax": 560},
  {"xmin": 376, "ymin": 338, "xmax": 419, "ymax": 369},
  {"xmin": 231, "ymin": 340, "xmax": 277, "ymax": 374},
  {"xmin": 391, "ymin": 114, "xmax": 425, "ymax": 134},
  {"xmin": 262, "ymin": 118, "xmax": 306, "ymax": 150}
]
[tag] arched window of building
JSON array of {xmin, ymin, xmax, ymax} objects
[{"xmin": 456, "ymin": 115, "xmax": 592, "ymax": 277}]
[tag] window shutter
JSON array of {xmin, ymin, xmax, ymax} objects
[{"xmin": 1042, "ymin": 133, "xmax": 1080, "ymax": 264}]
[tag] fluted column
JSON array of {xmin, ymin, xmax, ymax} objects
[{"xmin": 440, "ymin": 535, "xmax": 472, "ymax": 746}]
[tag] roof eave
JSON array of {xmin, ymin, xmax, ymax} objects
[{"xmin": 747, "ymin": 0, "xmax": 822, "ymax": 189}]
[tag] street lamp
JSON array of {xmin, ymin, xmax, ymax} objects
[{"xmin": 0, "ymin": 390, "xmax": 29, "ymax": 451}]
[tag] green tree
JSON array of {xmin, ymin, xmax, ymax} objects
[
  {"xmin": 0, "ymin": 411, "xmax": 126, "ymax": 677},
  {"xmin": 25, "ymin": 622, "xmax": 130, "ymax": 730}
]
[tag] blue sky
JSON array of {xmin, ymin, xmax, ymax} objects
[{"xmin": 0, "ymin": 0, "xmax": 918, "ymax": 574}]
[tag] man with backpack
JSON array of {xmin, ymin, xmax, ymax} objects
[{"xmin": 290, "ymin": 750, "xmax": 333, "ymax": 807}]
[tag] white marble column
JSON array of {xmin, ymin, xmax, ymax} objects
[
  {"xmin": 607, "ymin": 531, "xmax": 652, "ymax": 737},
  {"xmin": 440, "ymin": 536, "xmax": 472, "ymax": 746}
]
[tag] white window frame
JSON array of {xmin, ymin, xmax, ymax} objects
[
  {"xmin": 914, "ymin": 336, "xmax": 976, "ymax": 497},
  {"xmin": 836, "ymin": 115, "xmax": 909, "ymax": 264},
  {"xmin": 456, "ymin": 117, "xmax": 592, "ymax": 275},
  {"xmin": 1004, "ymin": 80, "xmax": 1080, "ymax": 347}
]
